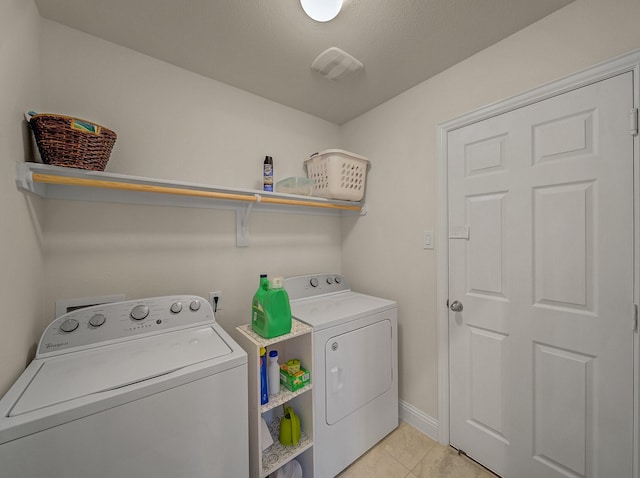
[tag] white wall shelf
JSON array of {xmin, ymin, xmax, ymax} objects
[{"xmin": 16, "ymin": 162, "xmax": 365, "ymax": 247}]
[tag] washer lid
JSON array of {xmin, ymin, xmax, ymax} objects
[
  {"xmin": 290, "ymin": 291, "xmax": 396, "ymax": 331},
  {"xmin": 9, "ymin": 326, "xmax": 231, "ymax": 416}
]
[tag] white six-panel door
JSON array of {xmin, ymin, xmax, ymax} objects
[{"xmin": 448, "ymin": 72, "xmax": 634, "ymax": 477}]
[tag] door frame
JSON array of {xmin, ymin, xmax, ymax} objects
[{"xmin": 436, "ymin": 49, "xmax": 640, "ymax": 477}]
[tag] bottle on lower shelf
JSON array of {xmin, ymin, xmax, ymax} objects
[
  {"xmin": 262, "ymin": 415, "xmax": 311, "ymax": 477},
  {"xmin": 268, "ymin": 350, "xmax": 280, "ymax": 396}
]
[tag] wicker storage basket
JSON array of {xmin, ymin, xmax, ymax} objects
[
  {"xmin": 29, "ymin": 114, "xmax": 117, "ymax": 171},
  {"xmin": 304, "ymin": 149, "xmax": 369, "ymax": 201}
]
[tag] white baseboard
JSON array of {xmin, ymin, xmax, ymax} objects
[{"xmin": 399, "ymin": 400, "xmax": 440, "ymax": 442}]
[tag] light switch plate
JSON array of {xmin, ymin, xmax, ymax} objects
[{"xmin": 423, "ymin": 230, "xmax": 434, "ymax": 250}]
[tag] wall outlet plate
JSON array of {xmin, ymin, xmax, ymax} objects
[{"xmin": 209, "ymin": 291, "xmax": 222, "ymax": 312}]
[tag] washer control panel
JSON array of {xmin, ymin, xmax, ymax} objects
[
  {"xmin": 284, "ymin": 273, "xmax": 350, "ymax": 300},
  {"xmin": 38, "ymin": 295, "xmax": 213, "ymax": 357}
]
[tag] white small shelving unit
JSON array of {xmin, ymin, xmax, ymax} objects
[
  {"xmin": 15, "ymin": 162, "xmax": 365, "ymax": 247},
  {"xmin": 236, "ymin": 319, "xmax": 314, "ymax": 478}
]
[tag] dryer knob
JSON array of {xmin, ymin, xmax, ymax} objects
[
  {"xmin": 189, "ymin": 300, "xmax": 201, "ymax": 311},
  {"xmin": 170, "ymin": 302, "xmax": 183, "ymax": 314},
  {"xmin": 60, "ymin": 318, "xmax": 79, "ymax": 333},
  {"xmin": 89, "ymin": 313, "xmax": 106, "ymax": 327},
  {"xmin": 130, "ymin": 304, "xmax": 149, "ymax": 321},
  {"xmin": 326, "ymin": 277, "xmax": 334, "ymax": 285},
  {"xmin": 334, "ymin": 276, "xmax": 342, "ymax": 284},
  {"xmin": 310, "ymin": 277, "xmax": 319, "ymax": 288}
]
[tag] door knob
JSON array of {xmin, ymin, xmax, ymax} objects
[{"xmin": 450, "ymin": 300, "xmax": 463, "ymax": 312}]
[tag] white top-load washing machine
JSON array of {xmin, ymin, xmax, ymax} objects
[
  {"xmin": 285, "ymin": 274, "xmax": 398, "ymax": 478},
  {"xmin": 0, "ymin": 295, "xmax": 248, "ymax": 478}
]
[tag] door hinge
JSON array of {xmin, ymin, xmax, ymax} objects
[
  {"xmin": 630, "ymin": 108, "xmax": 638, "ymax": 136},
  {"xmin": 634, "ymin": 304, "xmax": 638, "ymax": 333}
]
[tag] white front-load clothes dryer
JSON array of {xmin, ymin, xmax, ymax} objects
[
  {"xmin": 0, "ymin": 295, "xmax": 248, "ymax": 478},
  {"xmin": 285, "ymin": 274, "xmax": 398, "ymax": 478}
]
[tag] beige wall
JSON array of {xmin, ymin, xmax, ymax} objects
[
  {"xmin": 0, "ymin": 0, "xmax": 45, "ymax": 395},
  {"xmin": 37, "ymin": 20, "xmax": 344, "ymax": 342},
  {"xmin": 341, "ymin": 0, "xmax": 640, "ymax": 421}
]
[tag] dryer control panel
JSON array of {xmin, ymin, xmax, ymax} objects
[
  {"xmin": 284, "ymin": 273, "xmax": 350, "ymax": 300},
  {"xmin": 37, "ymin": 295, "xmax": 214, "ymax": 357}
]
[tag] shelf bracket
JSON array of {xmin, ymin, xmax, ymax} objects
[
  {"xmin": 236, "ymin": 198, "xmax": 257, "ymax": 247},
  {"xmin": 15, "ymin": 162, "xmax": 36, "ymax": 193}
]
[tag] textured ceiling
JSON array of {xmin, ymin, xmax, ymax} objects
[{"xmin": 34, "ymin": 0, "xmax": 574, "ymax": 125}]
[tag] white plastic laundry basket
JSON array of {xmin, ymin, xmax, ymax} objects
[{"xmin": 304, "ymin": 149, "xmax": 369, "ymax": 201}]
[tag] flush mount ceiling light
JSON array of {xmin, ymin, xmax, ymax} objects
[{"xmin": 300, "ymin": 0, "xmax": 343, "ymax": 22}]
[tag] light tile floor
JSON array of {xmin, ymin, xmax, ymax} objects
[{"xmin": 336, "ymin": 422, "xmax": 498, "ymax": 478}]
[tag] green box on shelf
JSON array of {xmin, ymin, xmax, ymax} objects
[{"xmin": 280, "ymin": 366, "xmax": 310, "ymax": 392}]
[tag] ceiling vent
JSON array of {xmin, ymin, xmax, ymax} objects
[{"xmin": 311, "ymin": 47, "xmax": 363, "ymax": 81}]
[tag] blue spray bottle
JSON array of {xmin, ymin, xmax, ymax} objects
[{"xmin": 260, "ymin": 347, "xmax": 269, "ymax": 405}]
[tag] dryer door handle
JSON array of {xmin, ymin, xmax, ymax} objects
[{"xmin": 330, "ymin": 366, "xmax": 343, "ymax": 393}]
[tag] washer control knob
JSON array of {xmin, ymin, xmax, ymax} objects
[
  {"xmin": 170, "ymin": 302, "xmax": 182, "ymax": 314},
  {"xmin": 310, "ymin": 277, "xmax": 319, "ymax": 288},
  {"xmin": 326, "ymin": 277, "xmax": 334, "ymax": 285},
  {"xmin": 334, "ymin": 276, "xmax": 342, "ymax": 284},
  {"xmin": 89, "ymin": 313, "xmax": 106, "ymax": 327},
  {"xmin": 130, "ymin": 304, "xmax": 149, "ymax": 321},
  {"xmin": 60, "ymin": 318, "xmax": 79, "ymax": 333},
  {"xmin": 189, "ymin": 300, "xmax": 201, "ymax": 312}
]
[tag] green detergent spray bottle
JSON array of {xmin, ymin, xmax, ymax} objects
[{"xmin": 252, "ymin": 274, "xmax": 292, "ymax": 339}]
